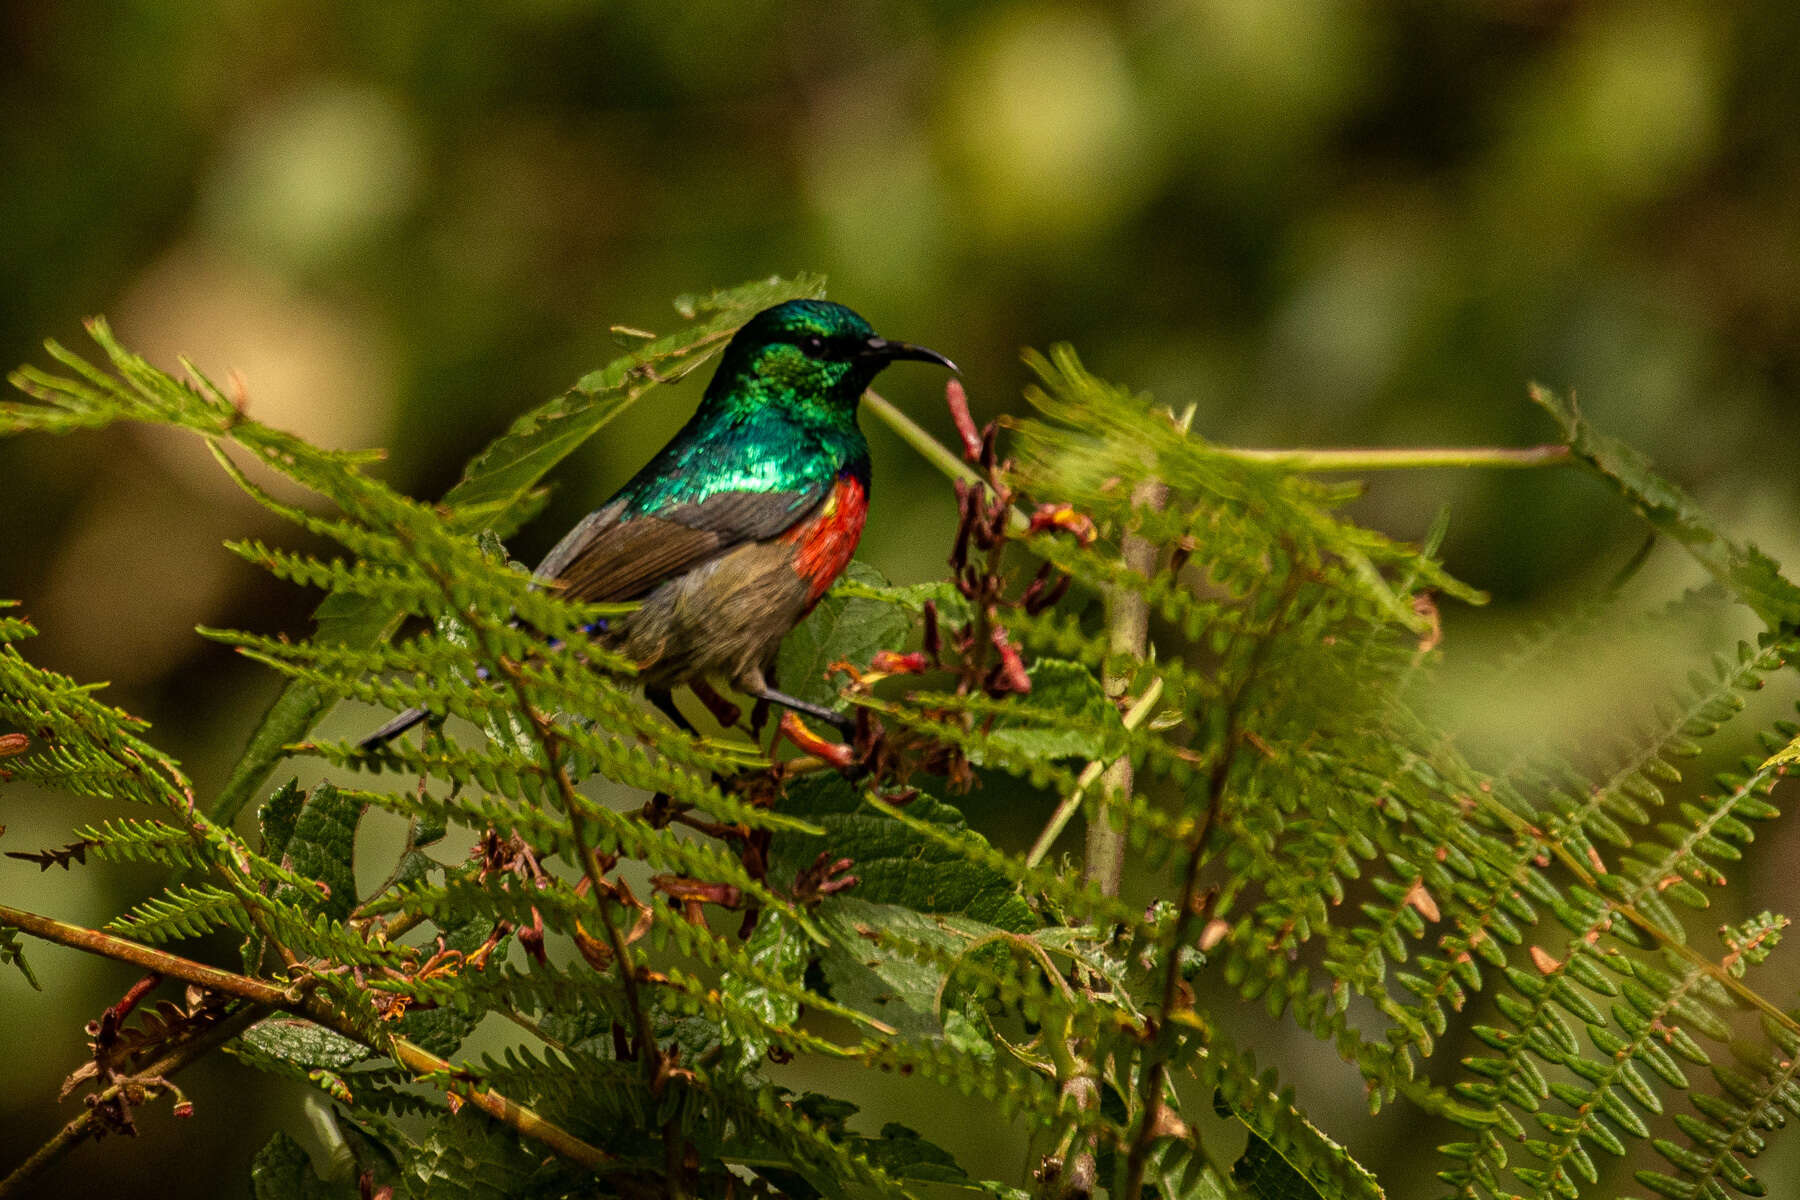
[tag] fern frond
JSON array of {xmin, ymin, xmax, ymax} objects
[{"xmin": 106, "ymin": 884, "xmax": 259, "ymax": 943}]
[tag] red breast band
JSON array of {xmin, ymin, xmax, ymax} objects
[{"xmin": 782, "ymin": 475, "xmax": 869, "ymax": 608}]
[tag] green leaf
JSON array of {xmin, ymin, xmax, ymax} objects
[
  {"xmin": 258, "ymin": 777, "xmax": 306, "ymax": 862},
  {"xmin": 831, "ymin": 576, "xmax": 974, "ymax": 626},
  {"xmin": 769, "ymin": 774, "xmax": 1036, "ymax": 931},
  {"xmin": 386, "ymin": 813, "xmax": 448, "ymax": 897},
  {"xmin": 238, "ymin": 1018, "xmax": 370, "ymax": 1071},
  {"xmin": 1234, "ymin": 1132, "xmax": 1325, "ymax": 1200},
  {"xmin": 401, "ymin": 1113, "xmax": 579, "ymax": 1200},
  {"xmin": 275, "ymin": 783, "xmax": 363, "ymax": 923},
  {"xmin": 1148, "ymin": 1146, "xmax": 1234, "ymax": 1200},
  {"xmin": 778, "ymin": 560, "xmax": 912, "ymax": 709},
  {"xmin": 859, "ymin": 1122, "xmax": 971, "ymax": 1184},
  {"xmin": 445, "ymin": 274, "xmax": 825, "ymax": 519},
  {"xmin": 250, "ymin": 1130, "xmax": 359, "ymax": 1200},
  {"xmin": 813, "ymin": 896, "xmax": 1000, "ymax": 1036},
  {"xmin": 722, "ymin": 910, "xmax": 809, "ymax": 1067},
  {"xmin": 1216, "ymin": 1085, "xmax": 1385, "ymax": 1200},
  {"xmin": 970, "ymin": 657, "xmax": 1125, "ymax": 766}
]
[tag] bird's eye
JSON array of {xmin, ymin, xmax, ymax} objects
[{"xmin": 798, "ymin": 334, "xmax": 827, "ymax": 359}]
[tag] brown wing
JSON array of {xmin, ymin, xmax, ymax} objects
[{"xmin": 533, "ymin": 490, "xmax": 823, "ymax": 604}]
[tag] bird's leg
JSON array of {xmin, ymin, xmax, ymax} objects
[
  {"xmin": 747, "ymin": 663, "xmax": 778, "ymax": 735},
  {"xmin": 646, "ymin": 688, "xmax": 697, "ymax": 736},
  {"xmin": 745, "ymin": 684, "xmax": 854, "ymax": 737},
  {"xmin": 642, "ymin": 690, "xmax": 697, "ymax": 825},
  {"xmin": 687, "ymin": 680, "xmax": 743, "ymax": 729}
]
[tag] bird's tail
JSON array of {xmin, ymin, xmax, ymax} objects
[
  {"xmin": 359, "ymin": 706, "xmax": 430, "ymax": 749},
  {"xmin": 358, "ymin": 659, "xmax": 508, "ymax": 750}
]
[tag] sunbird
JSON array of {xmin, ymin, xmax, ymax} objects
[{"xmin": 363, "ymin": 299, "xmax": 955, "ymax": 747}]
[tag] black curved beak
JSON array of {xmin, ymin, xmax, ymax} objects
[{"xmin": 861, "ymin": 335, "xmax": 959, "ymax": 374}]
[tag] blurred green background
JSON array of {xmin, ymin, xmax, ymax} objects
[{"xmin": 4, "ymin": 2, "xmax": 1800, "ymax": 1196}]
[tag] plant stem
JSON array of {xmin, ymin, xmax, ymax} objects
[
  {"xmin": 1088, "ymin": 473, "xmax": 1165, "ymax": 899},
  {"xmin": 0, "ymin": 903, "xmax": 297, "ymax": 1006},
  {"xmin": 1122, "ymin": 569, "xmax": 1299, "ymax": 1200},
  {"xmin": 865, "ymin": 389, "xmax": 1032, "ymax": 535},
  {"xmin": 1213, "ymin": 443, "xmax": 1570, "ymax": 471},
  {"xmin": 863, "ymin": 390, "xmax": 983, "ymax": 490},
  {"xmin": 1026, "ymin": 678, "xmax": 1163, "ymax": 870}
]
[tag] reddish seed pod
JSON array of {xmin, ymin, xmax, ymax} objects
[
  {"xmin": 945, "ymin": 379, "xmax": 984, "ymax": 461},
  {"xmin": 990, "ymin": 626, "xmax": 1032, "ymax": 694},
  {"xmin": 870, "ymin": 650, "xmax": 929, "ymax": 675},
  {"xmin": 950, "ymin": 521, "xmax": 972, "ymax": 572},
  {"xmin": 778, "ymin": 711, "xmax": 857, "ymax": 770},
  {"xmin": 922, "ymin": 600, "xmax": 942, "ymax": 661}
]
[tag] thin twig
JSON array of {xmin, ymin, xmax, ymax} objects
[
  {"xmin": 0, "ymin": 903, "xmax": 612, "ymax": 1179},
  {"xmin": 0, "ymin": 904, "xmax": 297, "ymax": 1007},
  {"xmin": 864, "ymin": 389, "xmax": 1031, "ymax": 535},
  {"xmin": 0, "ymin": 1002, "xmax": 265, "ymax": 1197},
  {"xmin": 489, "ymin": 658, "xmax": 680, "ymax": 1198},
  {"xmin": 495, "ymin": 667, "xmax": 660, "ymax": 1069}
]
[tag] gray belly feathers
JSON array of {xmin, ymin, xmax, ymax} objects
[{"xmin": 610, "ymin": 540, "xmax": 812, "ymax": 691}]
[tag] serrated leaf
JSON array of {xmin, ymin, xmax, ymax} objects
[
  {"xmin": 238, "ymin": 1018, "xmax": 371, "ymax": 1071},
  {"xmin": 401, "ymin": 1111, "xmax": 580, "ymax": 1200},
  {"xmin": 769, "ymin": 774, "xmax": 1035, "ymax": 931},
  {"xmin": 444, "ymin": 274, "xmax": 825, "ymax": 519},
  {"xmin": 251, "ymin": 1130, "xmax": 360, "ymax": 1200},
  {"xmin": 722, "ymin": 910, "xmax": 808, "ymax": 1067},
  {"xmin": 1220, "ymin": 1082, "xmax": 1385, "ymax": 1200},
  {"xmin": 968, "ymin": 657, "xmax": 1125, "ymax": 766},
  {"xmin": 258, "ymin": 777, "xmax": 306, "ymax": 862},
  {"xmin": 858, "ymin": 1122, "xmax": 971, "ymax": 1184},
  {"xmin": 1235, "ymin": 1132, "xmax": 1328, "ymax": 1200},
  {"xmin": 814, "ymin": 897, "xmax": 1001, "ymax": 1036},
  {"xmin": 275, "ymin": 782, "xmax": 363, "ymax": 923}
]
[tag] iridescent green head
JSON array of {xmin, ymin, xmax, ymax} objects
[{"xmin": 705, "ymin": 300, "xmax": 956, "ymax": 422}]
